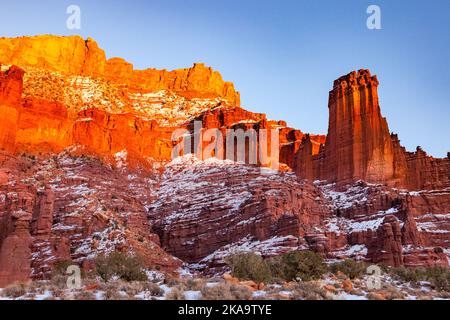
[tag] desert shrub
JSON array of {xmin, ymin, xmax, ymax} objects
[
  {"xmin": 423, "ymin": 267, "xmax": 450, "ymax": 292},
  {"xmin": 290, "ymin": 281, "xmax": 329, "ymax": 300},
  {"xmin": 390, "ymin": 266, "xmax": 421, "ymax": 283},
  {"xmin": 95, "ymin": 252, "xmax": 147, "ymax": 282},
  {"xmin": 73, "ymin": 290, "xmax": 96, "ymax": 300},
  {"xmin": 1, "ymin": 283, "xmax": 28, "ymax": 298},
  {"xmin": 50, "ymin": 274, "xmax": 69, "ymax": 290},
  {"xmin": 185, "ymin": 278, "xmax": 206, "ymax": 291},
  {"xmin": 117, "ymin": 281, "xmax": 145, "ymax": 296},
  {"xmin": 226, "ymin": 252, "xmax": 272, "ymax": 283},
  {"xmin": 265, "ymin": 256, "xmax": 287, "ymax": 281},
  {"xmin": 330, "ymin": 259, "xmax": 367, "ymax": 279},
  {"xmin": 200, "ymin": 282, "xmax": 253, "ymax": 300},
  {"xmin": 104, "ymin": 286, "xmax": 128, "ymax": 300},
  {"xmin": 382, "ymin": 285, "xmax": 406, "ymax": 300},
  {"xmin": 280, "ymin": 251, "xmax": 327, "ymax": 282},
  {"xmin": 52, "ymin": 260, "xmax": 76, "ymax": 277},
  {"xmin": 390, "ymin": 266, "xmax": 450, "ymax": 292},
  {"xmin": 125, "ymin": 281, "xmax": 164, "ymax": 297},
  {"xmin": 165, "ymin": 286, "xmax": 186, "ymax": 300},
  {"xmin": 229, "ymin": 284, "xmax": 253, "ymax": 300},
  {"xmin": 201, "ymin": 283, "xmax": 234, "ymax": 300},
  {"xmin": 164, "ymin": 275, "xmax": 183, "ymax": 287},
  {"xmin": 146, "ymin": 282, "xmax": 164, "ymax": 297}
]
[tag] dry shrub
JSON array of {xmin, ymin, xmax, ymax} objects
[
  {"xmin": 50, "ymin": 274, "xmax": 68, "ymax": 290},
  {"xmin": 164, "ymin": 275, "xmax": 183, "ymax": 287},
  {"xmin": 290, "ymin": 281, "xmax": 330, "ymax": 300},
  {"xmin": 165, "ymin": 286, "xmax": 186, "ymax": 300},
  {"xmin": 201, "ymin": 283, "xmax": 233, "ymax": 300},
  {"xmin": 329, "ymin": 259, "xmax": 367, "ymax": 280},
  {"xmin": 200, "ymin": 282, "xmax": 252, "ymax": 300},
  {"xmin": 185, "ymin": 278, "xmax": 207, "ymax": 291},
  {"xmin": 145, "ymin": 282, "xmax": 164, "ymax": 297},
  {"xmin": 73, "ymin": 290, "xmax": 96, "ymax": 300},
  {"xmin": 229, "ymin": 284, "xmax": 252, "ymax": 300},
  {"xmin": 1, "ymin": 283, "xmax": 28, "ymax": 298},
  {"xmin": 103, "ymin": 285, "xmax": 129, "ymax": 300}
]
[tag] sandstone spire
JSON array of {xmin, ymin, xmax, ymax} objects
[
  {"xmin": 296, "ymin": 69, "xmax": 449, "ymax": 190},
  {"xmin": 322, "ymin": 69, "xmax": 395, "ymax": 185}
]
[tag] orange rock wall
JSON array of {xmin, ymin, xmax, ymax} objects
[
  {"xmin": 0, "ymin": 65, "xmax": 24, "ymax": 153},
  {"xmin": 0, "ymin": 36, "xmax": 240, "ymax": 106}
]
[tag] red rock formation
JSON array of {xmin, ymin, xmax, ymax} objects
[
  {"xmin": 0, "ymin": 36, "xmax": 106, "ymax": 77},
  {"xmin": 0, "ymin": 65, "xmax": 24, "ymax": 153},
  {"xmin": 307, "ymin": 70, "xmax": 397, "ymax": 186},
  {"xmin": 369, "ymin": 215, "xmax": 404, "ymax": 267},
  {"xmin": 0, "ymin": 210, "xmax": 32, "ymax": 287},
  {"xmin": 148, "ymin": 156, "xmax": 331, "ymax": 263},
  {"xmin": 403, "ymin": 147, "xmax": 450, "ymax": 190},
  {"xmin": 0, "ymin": 36, "xmax": 449, "ymax": 288},
  {"xmin": 0, "ymin": 150, "xmax": 182, "ymax": 286},
  {"xmin": 294, "ymin": 135, "xmax": 314, "ymax": 181},
  {"xmin": 105, "ymin": 60, "xmax": 241, "ymax": 106},
  {"xmin": 297, "ymin": 69, "xmax": 449, "ymax": 191},
  {"xmin": 0, "ymin": 35, "xmax": 331, "ymax": 171}
]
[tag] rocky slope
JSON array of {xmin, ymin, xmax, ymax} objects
[{"xmin": 0, "ymin": 35, "xmax": 449, "ymax": 288}]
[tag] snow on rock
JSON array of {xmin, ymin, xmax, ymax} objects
[
  {"xmin": 149, "ymin": 155, "xmax": 331, "ymax": 264},
  {"xmin": 194, "ymin": 235, "xmax": 300, "ymax": 269}
]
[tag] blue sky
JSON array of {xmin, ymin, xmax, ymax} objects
[{"xmin": 1, "ymin": 0, "xmax": 449, "ymax": 156}]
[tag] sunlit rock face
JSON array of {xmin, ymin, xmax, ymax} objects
[
  {"xmin": 321, "ymin": 70, "xmax": 396, "ymax": 185},
  {"xmin": 0, "ymin": 65, "xmax": 24, "ymax": 154},
  {"xmin": 0, "ymin": 35, "xmax": 449, "ymax": 287},
  {"xmin": 0, "ymin": 35, "xmax": 325, "ymax": 168}
]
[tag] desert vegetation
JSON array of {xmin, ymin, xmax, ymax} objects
[{"xmin": 0, "ymin": 250, "xmax": 449, "ymax": 300}]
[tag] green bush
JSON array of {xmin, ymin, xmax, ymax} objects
[
  {"xmin": 226, "ymin": 252, "xmax": 272, "ymax": 283},
  {"xmin": 390, "ymin": 266, "xmax": 420, "ymax": 283},
  {"xmin": 330, "ymin": 259, "xmax": 367, "ymax": 279},
  {"xmin": 422, "ymin": 267, "xmax": 450, "ymax": 292},
  {"xmin": 95, "ymin": 252, "xmax": 147, "ymax": 282},
  {"xmin": 226, "ymin": 250, "xmax": 328, "ymax": 283},
  {"xmin": 390, "ymin": 266, "xmax": 450, "ymax": 292},
  {"xmin": 279, "ymin": 251, "xmax": 327, "ymax": 282}
]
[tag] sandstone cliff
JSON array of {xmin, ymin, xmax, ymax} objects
[{"xmin": 0, "ymin": 35, "xmax": 240, "ymax": 106}]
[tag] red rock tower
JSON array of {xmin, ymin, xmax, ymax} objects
[{"xmin": 321, "ymin": 69, "xmax": 396, "ymax": 185}]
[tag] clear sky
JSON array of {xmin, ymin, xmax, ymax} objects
[{"xmin": 1, "ymin": 0, "xmax": 449, "ymax": 157}]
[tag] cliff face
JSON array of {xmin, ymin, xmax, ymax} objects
[
  {"xmin": 105, "ymin": 59, "xmax": 241, "ymax": 106},
  {"xmin": 0, "ymin": 36, "xmax": 106, "ymax": 77}
]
